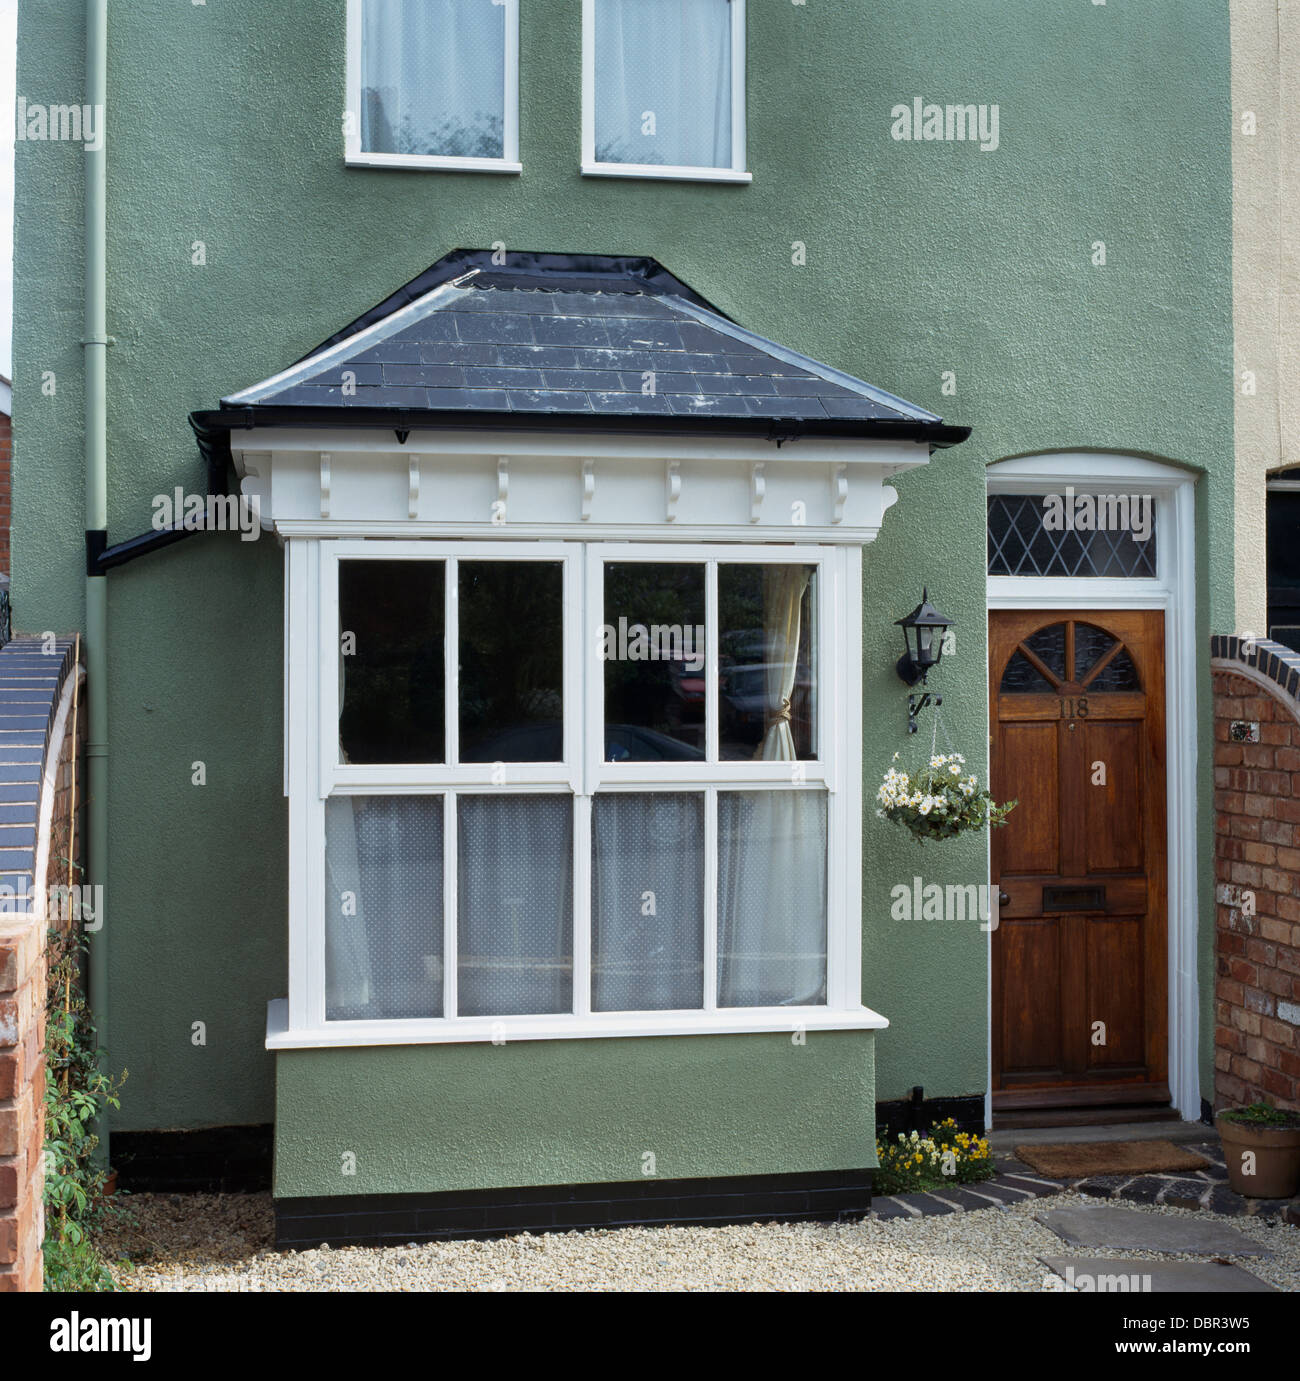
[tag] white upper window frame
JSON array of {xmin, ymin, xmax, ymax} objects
[
  {"xmin": 269, "ymin": 535, "xmax": 879, "ymax": 1049},
  {"xmin": 581, "ymin": 0, "xmax": 751, "ymax": 184},
  {"xmin": 345, "ymin": 0, "xmax": 522, "ymax": 174}
]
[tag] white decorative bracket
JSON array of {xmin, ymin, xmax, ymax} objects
[
  {"xmin": 750, "ymin": 463, "xmax": 766, "ymax": 524},
  {"xmin": 666, "ymin": 459, "xmax": 681, "ymax": 522},
  {"xmin": 496, "ymin": 456, "xmax": 509, "ymax": 519},
  {"xmin": 581, "ymin": 459, "xmax": 595, "ymax": 521},
  {"xmin": 408, "ymin": 456, "xmax": 420, "ymax": 520},
  {"xmin": 320, "ymin": 453, "xmax": 331, "ymax": 519},
  {"xmin": 831, "ymin": 464, "xmax": 848, "ymax": 525}
]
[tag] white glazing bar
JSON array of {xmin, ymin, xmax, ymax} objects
[
  {"xmin": 704, "ymin": 784, "xmax": 718, "ymax": 1012},
  {"xmin": 444, "ymin": 789, "xmax": 458, "ymax": 1020},
  {"xmin": 574, "ymin": 793, "xmax": 592, "ymax": 1018}
]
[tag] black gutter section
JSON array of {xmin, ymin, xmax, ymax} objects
[
  {"xmin": 188, "ymin": 405, "xmax": 972, "ymax": 451},
  {"xmin": 96, "ymin": 522, "xmax": 203, "ymax": 572}
]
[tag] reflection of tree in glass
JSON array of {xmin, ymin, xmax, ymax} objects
[
  {"xmin": 595, "ymin": 135, "xmax": 670, "ymax": 166},
  {"xmin": 363, "ymin": 89, "xmax": 504, "ymax": 158},
  {"xmin": 459, "ymin": 563, "xmax": 563, "ymax": 753}
]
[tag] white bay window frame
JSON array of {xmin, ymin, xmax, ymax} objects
[{"xmin": 270, "ymin": 535, "xmax": 877, "ymax": 1048}]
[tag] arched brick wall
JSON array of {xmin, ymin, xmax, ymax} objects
[{"xmin": 1211, "ymin": 635, "xmax": 1300, "ymax": 1115}]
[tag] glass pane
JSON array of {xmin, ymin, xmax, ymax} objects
[
  {"xmin": 325, "ymin": 796, "xmax": 443, "ymax": 1021},
  {"xmin": 603, "ymin": 563, "xmax": 706, "ymax": 761},
  {"xmin": 717, "ymin": 791, "xmax": 827, "ymax": 1008},
  {"xmin": 361, "ymin": 0, "xmax": 506, "ymax": 158},
  {"xmin": 987, "ymin": 494, "xmax": 1157, "ymax": 577},
  {"xmin": 339, "ymin": 560, "xmax": 444, "ymax": 764},
  {"xmin": 719, "ymin": 565, "xmax": 817, "ymax": 761},
  {"xmin": 459, "ymin": 562, "xmax": 564, "ymax": 763},
  {"xmin": 457, "ymin": 795, "xmax": 573, "ymax": 1016},
  {"xmin": 999, "ymin": 650, "xmax": 1054, "ymax": 694},
  {"xmin": 592, "ymin": 793, "xmax": 705, "ymax": 1012},
  {"xmin": 593, "ymin": 0, "xmax": 732, "ymax": 168},
  {"xmin": 1024, "ymin": 623, "xmax": 1067, "ymax": 681}
]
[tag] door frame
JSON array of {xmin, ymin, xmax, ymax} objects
[{"xmin": 985, "ymin": 453, "xmax": 1199, "ymax": 1122}]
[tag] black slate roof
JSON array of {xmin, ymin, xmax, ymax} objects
[{"xmin": 196, "ymin": 251, "xmax": 968, "ymax": 448}]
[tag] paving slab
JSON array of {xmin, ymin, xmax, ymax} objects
[
  {"xmin": 1038, "ymin": 1205, "xmax": 1273, "ymax": 1256},
  {"xmin": 1039, "ymin": 1256, "xmax": 1276, "ymax": 1293}
]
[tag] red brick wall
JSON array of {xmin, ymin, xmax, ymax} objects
[
  {"xmin": 0, "ymin": 917, "xmax": 45, "ymax": 1292},
  {"xmin": 1212, "ymin": 667, "xmax": 1300, "ymax": 1113},
  {"xmin": 0, "ymin": 410, "xmax": 10, "ymax": 577}
]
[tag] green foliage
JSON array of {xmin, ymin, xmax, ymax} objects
[
  {"xmin": 1221, "ymin": 1101, "xmax": 1300, "ymax": 1128},
  {"xmin": 876, "ymin": 751, "xmax": 1016, "ymax": 843},
  {"xmin": 42, "ymin": 924, "xmax": 127, "ymax": 1292},
  {"xmin": 873, "ymin": 1118, "xmax": 996, "ymax": 1195}
]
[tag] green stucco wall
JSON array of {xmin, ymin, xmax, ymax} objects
[
  {"xmin": 273, "ymin": 1033, "xmax": 875, "ymax": 1198},
  {"xmin": 13, "ymin": 0, "xmax": 1232, "ymax": 1175}
]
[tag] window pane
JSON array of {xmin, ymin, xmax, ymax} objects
[
  {"xmin": 361, "ymin": 0, "xmax": 506, "ymax": 159},
  {"xmin": 717, "ymin": 791, "xmax": 827, "ymax": 1007},
  {"xmin": 459, "ymin": 561, "xmax": 564, "ymax": 763},
  {"xmin": 457, "ymin": 795, "xmax": 573, "ymax": 1016},
  {"xmin": 603, "ymin": 563, "xmax": 706, "ymax": 761},
  {"xmin": 593, "ymin": 0, "xmax": 733, "ymax": 168},
  {"xmin": 339, "ymin": 560, "xmax": 444, "ymax": 764},
  {"xmin": 986, "ymin": 494, "xmax": 1157, "ymax": 577},
  {"xmin": 325, "ymin": 796, "xmax": 443, "ymax": 1021},
  {"xmin": 719, "ymin": 565, "xmax": 817, "ymax": 761},
  {"xmin": 592, "ymin": 793, "xmax": 704, "ymax": 1011}
]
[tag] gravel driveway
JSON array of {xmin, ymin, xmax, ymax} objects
[{"xmin": 97, "ymin": 1192, "xmax": 1300, "ymax": 1292}]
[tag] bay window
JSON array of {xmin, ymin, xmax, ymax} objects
[{"xmin": 278, "ymin": 538, "xmax": 867, "ymax": 1045}]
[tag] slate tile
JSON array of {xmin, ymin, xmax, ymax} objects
[
  {"xmin": 902, "ymin": 1193, "xmax": 956, "ymax": 1216},
  {"xmin": 352, "ymin": 341, "xmax": 423, "ymax": 365},
  {"xmin": 531, "ymin": 316, "xmax": 608, "ymax": 347},
  {"xmin": 666, "ymin": 394, "xmax": 742, "ymax": 415},
  {"xmin": 588, "ymin": 391, "xmax": 672, "ymax": 414},
  {"xmin": 383, "ymin": 364, "xmax": 465, "ymax": 387},
  {"xmin": 927, "ymin": 1187, "xmax": 997, "ymax": 1212},
  {"xmin": 498, "ymin": 343, "xmax": 574, "ymax": 368},
  {"xmin": 454, "ymin": 313, "xmax": 536, "ymax": 344},
  {"xmin": 507, "ymin": 390, "xmax": 595, "ymax": 413},
  {"xmin": 542, "ymin": 368, "xmax": 623, "ymax": 391},
  {"xmin": 604, "ymin": 319, "xmax": 684, "ymax": 351},
  {"xmin": 870, "ymin": 1197, "xmax": 915, "ymax": 1221},
  {"xmin": 393, "ymin": 315, "xmax": 461, "ymax": 345},
  {"xmin": 744, "ymin": 396, "xmax": 830, "ymax": 419},
  {"xmin": 426, "ymin": 387, "xmax": 509, "ymax": 411},
  {"xmin": 463, "ymin": 366, "xmax": 546, "ymax": 389},
  {"xmin": 1119, "ymin": 1176, "xmax": 1166, "ymax": 1205},
  {"xmin": 424, "ymin": 341, "xmax": 497, "ymax": 365}
]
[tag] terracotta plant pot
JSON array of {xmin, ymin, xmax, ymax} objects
[{"xmin": 1215, "ymin": 1112, "xmax": 1300, "ymax": 1199}]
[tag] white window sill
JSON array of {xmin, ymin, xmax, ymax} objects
[
  {"xmin": 346, "ymin": 152, "xmax": 523, "ymax": 175},
  {"xmin": 581, "ymin": 162, "xmax": 752, "ymax": 184},
  {"xmin": 265, "ymin": 997, "xmax": 887, "ymax": 1050}
]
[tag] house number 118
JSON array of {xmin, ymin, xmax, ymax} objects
[{"xmin": 1059, "ymin": 696, "xmax": 1089, "ymax": 718}]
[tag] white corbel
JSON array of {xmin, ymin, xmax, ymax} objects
[
  {"xmin": 666, "ymin": 459, "xmax": 681, "ymax": 522},
  {"xmin": 750, "ymin": 462, "xmax": 766, "ymax": 523},
  {"xmin": 496, "ymin": 456, "xmax": 509, "ymax": 522},
  {"xmin": 581, "ymin": 459, "xmax": 595, "ymax": 521},
  {"xmin": 320, "ymin": 453, "xmax": 331, "ymax": 519},
  {"xmin": 831, "ymin": 464, "xmax": 849, "ymax": 525},
  {"xmin": 408, "ymin": 456, "xmax": 421, "ymax": 520}
]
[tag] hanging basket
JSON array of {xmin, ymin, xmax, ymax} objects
[{"xmin": 876, "ymin": 747, "xmax": 1016, "ymax": 843}]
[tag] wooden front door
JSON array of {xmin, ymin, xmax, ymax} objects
[{"xmin": 989, "ymin": 610, "xmax": 1168, "ymax": 1110}]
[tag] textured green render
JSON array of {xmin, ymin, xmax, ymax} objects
[
  {"xmin": 274, "ymin": 1033, "xmax": 875, "ymax": 1197},
  {"xmin": 13, "ymin": 0, "xmax": 1232, "ymax": 1178}
]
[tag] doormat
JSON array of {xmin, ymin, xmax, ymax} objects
[{"xmin": 1013, "ymin": 1140, "xmax": 1210, "ymax": 1179}]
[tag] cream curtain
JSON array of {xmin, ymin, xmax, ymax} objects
[{"xmin": 755, "ymin": 565, "xmax": 811, "ymax": 763}]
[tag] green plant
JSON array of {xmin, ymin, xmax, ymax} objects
[
  {"xmin": 873, "ymin": 1118, "xmax": 996, "ymax": 1195},
  {"xmin": 1220, "ymin": 1101, "xmax": 1300, "ymax": 1128},
  {"xmin": 42, "ymin": 923, "xmax": 127, "ymax": 1292},
  {"xmin": 876, "ymin": 752, "xmax": 1016, "ymax": 843}
]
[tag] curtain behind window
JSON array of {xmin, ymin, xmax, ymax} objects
[
  {"xmin": 361, "ymin": 0, "xmax": 506, "ymax": 158},
  {"xmin": 594, "ymin": 0, "xmax": 732, "ymax": 167}
]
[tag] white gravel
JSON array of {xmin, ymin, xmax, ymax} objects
[{"xmin": 100, "ymin": 1191, "xmax": 1300, "ymax": 1292}]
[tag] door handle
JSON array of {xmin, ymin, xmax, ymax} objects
[{"xmin": 998, "ymin": 890, "xmax": 1010, "ymax": 906}]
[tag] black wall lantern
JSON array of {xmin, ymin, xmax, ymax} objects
[{"xmin": 894, "ymin": 588, "xmax": 954, "ymax": 733}]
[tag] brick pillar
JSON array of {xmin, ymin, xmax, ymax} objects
[{"xmin": 0, "ymin": 916, "xmax": 45, "ymax": 1292}]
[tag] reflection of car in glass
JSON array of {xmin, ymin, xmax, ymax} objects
[
  {"xmin": 719, "ymin": 662, "xmax": 813, "ymax": 757},
  {"xmin": 460, "ymin": 721, "xmax": 704, "ymax": 763}
]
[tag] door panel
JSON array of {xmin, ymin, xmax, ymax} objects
[{"xmin": 990, "ymin": 609, "xmax": 1168, "ymax": 1109}]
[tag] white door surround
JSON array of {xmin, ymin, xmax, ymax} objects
[{"xmin": 985, "ymin": 452, "xmax": 1200, "ymax": 1123}]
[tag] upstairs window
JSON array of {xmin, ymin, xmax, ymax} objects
[
  {"xmin": 346, "ymin": 0, "xmax": 521, "ymax": 172},
  {"xmin": 583, "ymin": 0, "xmax": 749, "ymax": 182}
]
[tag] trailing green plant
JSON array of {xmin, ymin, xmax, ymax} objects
[
  {"xmin": 873, "ymin": 1118, "xmax": 996, "ymax": 1195},
  {"xmin": 1219, "ymin": 1101, "xmax": 1300, "ymax": 1128},
  {"xmin": 42, "ymin": 921, "xmax": 127, "ymax": 1292}
]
